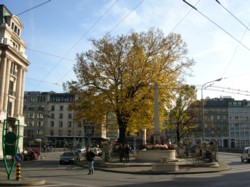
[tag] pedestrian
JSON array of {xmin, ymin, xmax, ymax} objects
[
  {"xmin": 124, "ymin": 144, "xmax": 132, "ymax": 163},
  {"xmin": 86, "ymin": 147, "xmax": 96, "ymax": 175}
]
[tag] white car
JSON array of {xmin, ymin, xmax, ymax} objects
[
  {"xmin": 241, "ymin": 146, "xmax": 250, "ymax": 162},
  {"xmin": 74, "ymin": 146, "xmax": 86, "ymax": 154}
]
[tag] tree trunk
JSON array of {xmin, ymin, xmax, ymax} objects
[
  {"xmin": 116, "ymin": 112, "xmax": 128, "ymax": 144},
  {"xmin": 118, "ymin": 123, "xmax": 126, "ymax": 144},
  {"xmin": 176, "ymin": 124, "xmax": 181, "ymax": 144}
]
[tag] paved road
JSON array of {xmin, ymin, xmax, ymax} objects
[{"xmin": 0, "ymin": 152, "xmax": 249, "ymax": 187}]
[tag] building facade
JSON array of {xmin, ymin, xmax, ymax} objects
[
  {"xmin": 0, "ymin": 5, "xmax": 30, "ymax": 158},
  {"xmin": 23, "ymin": 91, "xmax": 50, "ymax": 147},
  {"xmin": 202, "ymin": 98, "xmax": 230, "ymax": 148},
  {"xmin": 194, "ymin": 97, "xmax": 250, "ymax": 150},
  {"xmin": 46, "ymin": 93, "xmax": 83, "ymax": 148},
  {"xmin": 228, "ymin": 99, "xmax": 250, "ymax": 149},
  {"xmin": 23, "ymin": 92, "xmax": 110, "ymax": 149}
]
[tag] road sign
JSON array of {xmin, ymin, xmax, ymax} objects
[{"xmin": 15, "ymin": 153, "xmax": 23, "ymax": 162}]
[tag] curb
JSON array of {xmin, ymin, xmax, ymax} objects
[
  {"xmin": 0, "ymin": 178, "xmax": 46, "ymax": 186},
  {"xmin": 80, "ymin": 160, "xmax": 231, "ymax": 175}
]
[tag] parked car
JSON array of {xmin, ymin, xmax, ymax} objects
[
  {"xmin": 22, "ymin": 148, "xmax": 40, "ymax": 161},
  {"xmin": 241, "ymin": 146, "xmax": 250, "ymax": 162},
  {"xmin": 74, "ymin": 146, "xmax": 86, "ymax": 154},
  {"xmin": 59, "ymin": 151, "xmax": 80, "ymax": 165}
]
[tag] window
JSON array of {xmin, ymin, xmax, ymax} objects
[
  {"xmin": 59, "ymin": 130, "xmax": 63, "ymax": 136},
  {"xmin": 68, "ymin": 130, "xmax": 71, "ymax": 136},
  {"xmin": 51, "ymin": 105, "xmax": 55, "ymax": 111},
  {"xmin": 230, "ymin": 131, "xmax": 234, "ymax": 136},
  {"xmin": 50, "ymin": 121, "xmax": 54, "ymax": 127},
  {"xmin": 68, "ymin": 113, "xmax": 72, "ymax": 119},
  {"xmin": 60, "ymin": 105, "xmax": 63, "ymax": 111},
  {"xmin": 59, "ymin": 113, "xmax": 63, "ymax": 119},
  {"xmin": 50, "ymin": 113, "xmax": 54, "ymax": 119},
  {"xmin": 38, "ymin": 121, "xmax": 44, "ymax": 126},
  {"xmin": 78, "ymin": 131, "xmax": 82, "ymax": 136},
  {"xmin": 59, "ymin": 121, "xmax": 63, "ymax": 127},
  {"xmin": 50, "ymin": 130, "xmax": 54, "ymax": 136},
  {"xmin": 31, "ymin": 121, "xmax": 35, "ymax": 127},
  {"xmin": 78, "ymin": 122, "xmax": 81, "ymax": 127},
  {"xmin": 38, "ymin": 105, "xmax": 44, "ymax": 111},
  {"xmin": 38, "ymin": 113, "xmax": 43, "ymax": 119},
  {"xmin": 36, "ymin": 130, "xmax": 43, "ymax": 135},
  {"xmin": 9, "ymin": 81, "xmax": 15, "ymax": 95},
  {"xmin": 29, "ymin": 113, "xmax": 34, "ymax": 118},
  {"xmin": 68, "ymin": 121, "xmax": 72, "ymax": 127}
]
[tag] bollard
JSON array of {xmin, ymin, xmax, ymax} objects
[{"xmin": 16, "ymin": 162, "xmax": 21, "ymax": 181}]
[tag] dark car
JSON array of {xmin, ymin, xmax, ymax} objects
[{"xmin": 59, "ymin": 151, "xmax": 80, "ymax": 165}]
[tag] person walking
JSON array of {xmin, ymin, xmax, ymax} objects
[
  {"xmin": 86, "ymin": 147, "xmax": 96, "ymax": 175},
  {"xmin": 124, "ymin": 144, "xmax": 132, "ymax": 163}
]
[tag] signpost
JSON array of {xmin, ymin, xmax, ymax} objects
[{"xmin": 15, "ymin": 153, "xmax": 23, "ymax": 162}]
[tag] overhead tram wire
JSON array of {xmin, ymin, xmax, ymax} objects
[
  {"xmin": 27, "ymin": 48, "xmax": 75, "ymax": 62},
  {"xmin": 215, "ymin": 0, "xmax": 250, "ymax": 32},
  {"xmin": 170, "ymin": 0, "xmax": 200, "ymax": 33},
  {"xmin": 194, "ymin": 84, "xmax": 250, "ymax": 98},
  {"xmin": 204, "ymin": 87, "xmax": 250, "ymax": 97},
  {"xmin": 214, "ymin": 0, "xmax": 250, "ymax": 78},
  {"xmin": 221, "ymin": 26, "xmax": 249, "ymax": 78},
  {"xmin": 182, "ymin": 0, "xmax": 250, "ymax": 52},
  {"xmin": 17, "ymin": 0, "xmax": 52, "ymax": 16},
  {"xmin": 211, "ymin": 85, "xmax": 250, "ymax": 95},
  {"xmin": 56, "ymin": 0, "xmax": 200, "ymax": 85},
  {"xmin": 55, "ymin": 0, "xmax": 145, "ymax": 84},
  {"xmin": 33, "ymin": 0, "xmax": 119, "ymax": 90}
]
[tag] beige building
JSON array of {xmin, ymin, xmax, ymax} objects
[
  {"xmin": 0, "ymin": 5, "xmax": 30, "ymax": 158},
  {"xmin": 23, "ymin": 92, "xmax": 109, "ymax": 149}
]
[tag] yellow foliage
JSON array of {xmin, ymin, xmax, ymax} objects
[{"xmin": 65, "ymin": 28, "xmax": 195, "ymax": 141}]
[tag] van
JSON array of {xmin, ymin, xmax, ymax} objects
[{"xmin": 241, "ymin": 146, "xmax": 250, "ymax": 162}]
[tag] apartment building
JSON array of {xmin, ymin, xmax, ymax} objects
[
  {"xmin": 0, "ymin": 5, "xmax": 30, "ymax": 158},
  {"xmin": 228, "ymin": 99, "xmax": 250, "ymax": 149},
  {"xmin": 201, "ymin": 97, "xmax": 229, "ymax": 148},
  {"xmin": 24, "ymin": 92, "xmax": 110, "ymax": 149},
  {"xmin": 164, "ymin": 96, "xmax": 250, "ymax": 150},
  {"xmin": 23, "ymin": 91, "xmax": 50, "ymax": 147},
  {"xmin": 46, "ymin": 93, "xmax": 83, "ymax": 148},
  {"xmin": 193, "ymin": 97, "xmax": 250, "ymax": 149}
]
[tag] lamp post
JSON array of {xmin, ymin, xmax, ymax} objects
[
  {"xmin": 153, "ymin": 82, "xmax": 160, "ymax": 144},
  {"xmin": 201, "ymin": 78, "xmax": 222, "ymax": 142}
]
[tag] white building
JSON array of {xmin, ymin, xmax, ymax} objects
[
  {"xmin": 0, "ymin": 4, "xmax": 30, "ymax": 158},
  {"xmin": 228, "ymin": 100, "xmax": 250, "ymax": 149}
]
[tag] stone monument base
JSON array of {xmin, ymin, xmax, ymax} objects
[
  {"xmin": 138, "ymin": 150, "xmax": 176, "ymax": 162},
  {"xmin": 152, "ymin": 162, "xmax": 179, "ymax": 172}
]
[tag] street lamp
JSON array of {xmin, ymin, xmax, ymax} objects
[
  {"xmin": 153, "ymin": 82, "xmax": 160, "ymax": 144},
  {"xmin": 201, "ymin": 78, "xmax": 222, "ymax": 142}
]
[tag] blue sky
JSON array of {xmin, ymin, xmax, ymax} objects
[{"xmin": 2, "ymin": 0, "xmax": 250, "ymax": 100}]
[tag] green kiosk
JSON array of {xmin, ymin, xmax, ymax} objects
[{"xmin": 2, "ymin": 117, "xmax": 20, "ymax": 180}]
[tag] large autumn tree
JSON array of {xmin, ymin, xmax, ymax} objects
[{"xmin": 65, "ymin": 28, "xmax": 195, "ymax": 144}]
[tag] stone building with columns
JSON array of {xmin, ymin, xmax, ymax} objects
[{"xmin": 0, "ymin": 5, "xmax": 30, "ymax": 158}]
